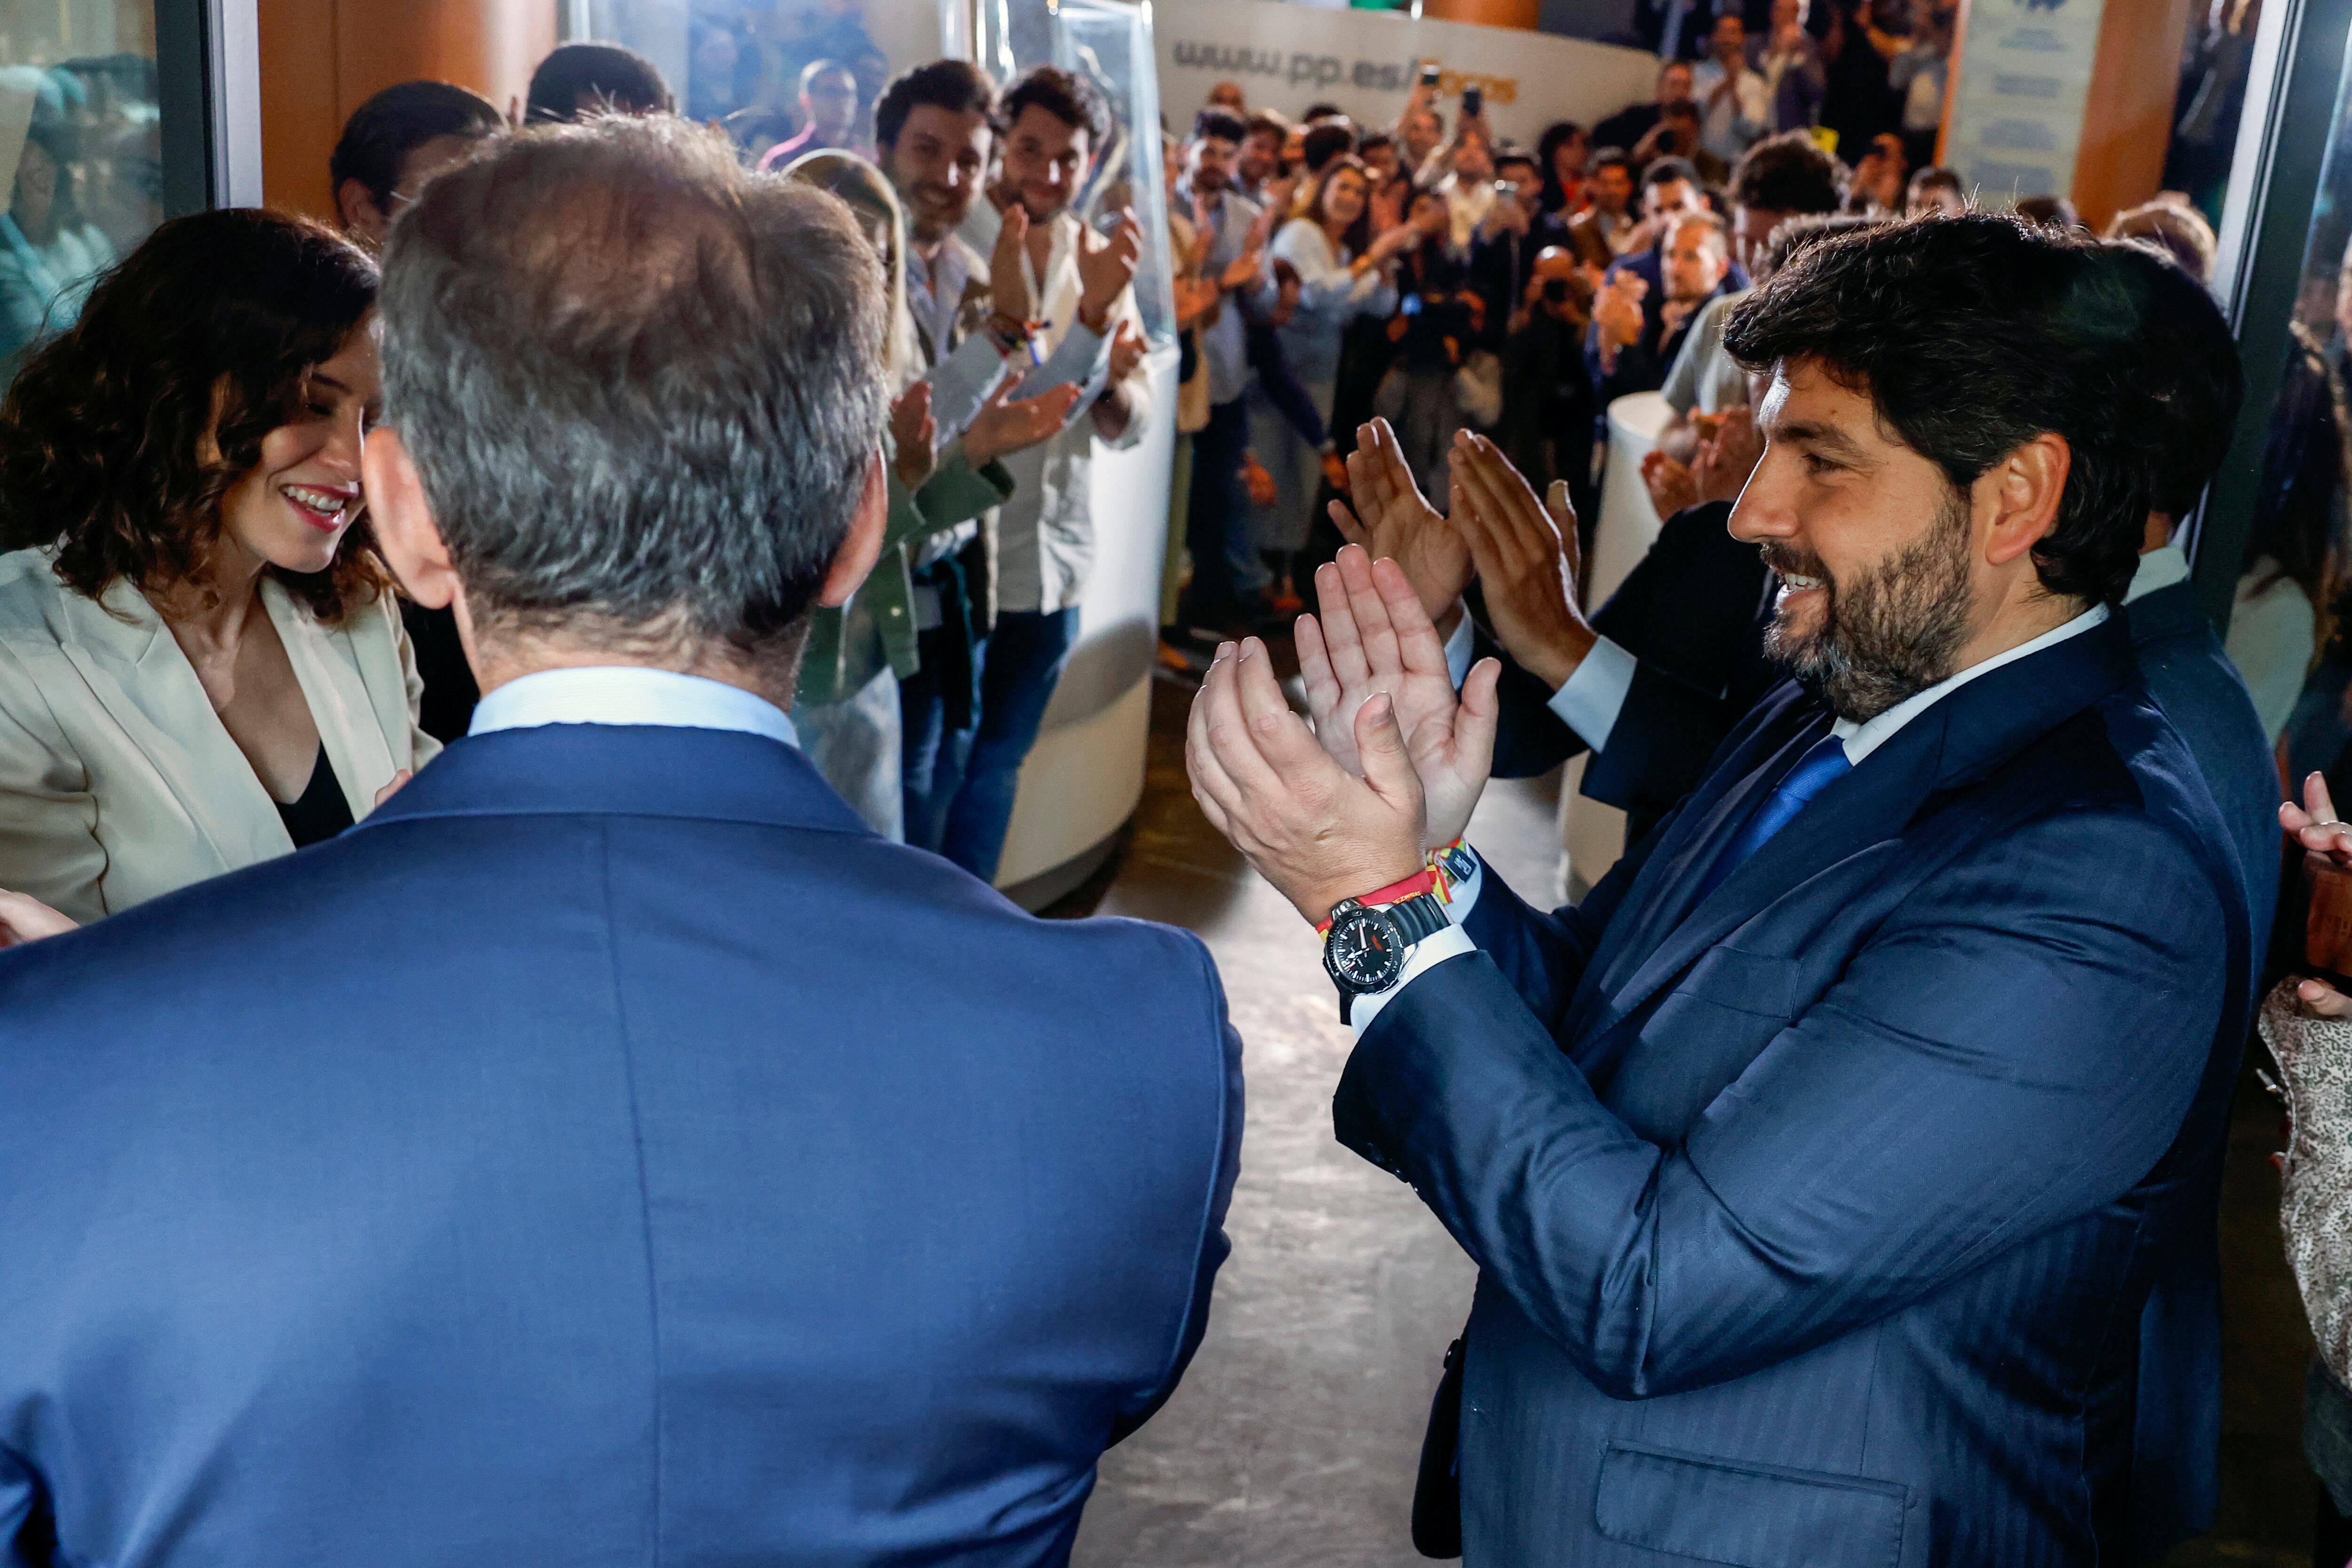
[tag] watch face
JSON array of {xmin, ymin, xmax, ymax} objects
[{"xmin": 1325, "ymin": 905, "xmax": 1408, "ymax": 992}]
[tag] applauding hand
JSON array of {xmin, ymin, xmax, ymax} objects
[
  {"xmin": 1327, "ymin": 417, "xmax": 1472, "ymax": 623},
  {"xmin": 1297, "ymin": 546, "xmax": 1502, "ymax": 849},
  {"xmin": 1449, "ymin": 431, "xmax": 1596, "ymax": 691},
  {"xmin": 1077, "ymin": 211, "xmax": 1144, "ymax": 333},
  {"xmin": 1188, "ymin": 633, "xmax": 1488, "ymax": 925},
  {"xmin": 961, "ymin": 377, "xmax": 1083, "ymax": 464},
  {"xmin": 889, "ymin": 381, "xmax": 938, "ymax": 491},
  {"xmin": 989, "ymin": 203, "xmax": 1033, "ymax": 326}
]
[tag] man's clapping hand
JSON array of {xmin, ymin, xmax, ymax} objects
[
  {"xmin": 1187, "ymin": 627, "xmax": 1495, "ymax": 926},
  {"xmin": 1296, "ymin": 546, "xmax": 1502, "ymax": 849},
  {"xmin": 1641, "ymin": 449, "xmax": 1699, "ymax": 518},
  {"xmin": 989, "ymin": 203, "xmax": 1033, "ymax": 325},
  {"xmin": 889, "ymin": 381, "xmax": 937, "ymax": 491},
  {"xmin": 961, "ymin": 377, "xmax": 1083, "ymax": 464},
  {"xmin": 1076, "ymin": 211, "xmax": 1144, "ymax": 333},
  {"xmin": 1327, "ymin": 417, "xmax": 1472, "ymax": 623},
  {"xmin": 1593, "ymin": 272, "xmax": 1647, "ymax": 364},
  {"xmin": 1450, "ymin": 431, "xmax": 1596, "ymax": 691},
  {"xmin": 1692, "ymin": 403, "xmax": 1762, "ymax": 503}
]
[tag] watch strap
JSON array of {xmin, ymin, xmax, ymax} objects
[{"xmin": 1316, "ymin": 865, "xmax": 1442, "ymax": 935}]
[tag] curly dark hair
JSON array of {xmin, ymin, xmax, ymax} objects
[
  {"xmin": 1730, "ymin": 130, "xmax": 1843, "ymax": 218},
  {"xmin": 1724, "ymin": 213, "xmax": 2155, "ymax": 606},
  {"xmin": 1001, "ymin": 64, "xmax": 1111, "ymax": 148},
  {"xmin": 0, "ymin": 207, "xmax": 383, "ymax": 622}
]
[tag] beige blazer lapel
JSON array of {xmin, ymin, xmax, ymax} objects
[
  {"xmin": 262, "ymin": 578, "xmax": 395, "ymax": 823},
  {"xmin": 55, "ymin": 579, "xmax": 289, "ymax": 870}
]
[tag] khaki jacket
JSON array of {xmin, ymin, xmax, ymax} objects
[{"xmin": 0, "ymin": 547, "xmax": 437, "ymax": 922}]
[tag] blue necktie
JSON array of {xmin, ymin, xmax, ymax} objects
[{"xmin": 1695, "ymin": 733, "xmax": 1852, "ymax": 902}]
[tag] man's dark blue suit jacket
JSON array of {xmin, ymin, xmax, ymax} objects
[
  {"xmin": 0, "ymin": 723, "xmax": 1242, "ymax": 1567},
  {"xmin": 1337, "ymin": 616, "xmax": 2253, "ymax": 1565}
]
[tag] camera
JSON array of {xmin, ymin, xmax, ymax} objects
[
  {"xmin": 1461, "ymin": 83, "xmax": 1483, "ymax": 119},
  {"xmin": 1542, "ymin": 277, "xmax": 1571, "ymax": 304},
  {"xmin": 1420, "ymin": 62, "xmax": 1441, "ymax": 89}
]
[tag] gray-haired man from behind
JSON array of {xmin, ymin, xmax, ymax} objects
[{"xmin": 0, "ymin": 116, "xmax": 1240, "ymax": 1566}]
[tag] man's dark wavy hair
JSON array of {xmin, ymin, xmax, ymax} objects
[
  {"xmin": 0, "ymin": 208, "xmax": 383, "ymax": 622},
  {"xmin": 1724, "ymin": 213, "xmax": 2153, "ymax": 606}
]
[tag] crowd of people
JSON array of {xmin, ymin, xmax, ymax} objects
[{"xmin": 2, "ymin": 15, "xmax": 2352, "ymax": 1568}]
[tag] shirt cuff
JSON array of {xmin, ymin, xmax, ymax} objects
[
  {"xmin": 1548, "ymin": 634, "xmax": 1637, "ymax": 752},
  {"xmin": 1348, "ymin": 926, "xmax": 1476, "ymax": 1038},
  {"xmin": 1443, "ymin": 611, "xmax": 1475, "ymax": 690}
]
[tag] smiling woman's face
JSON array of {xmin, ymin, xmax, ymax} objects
[{"xmin": 215, "ymin": 320, "xmax": 380, "ymax": 578}]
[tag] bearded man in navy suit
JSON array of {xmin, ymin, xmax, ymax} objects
[
  {"xmin": 1189, "ymin": 215, "xmax": 2252, "ymax": 1564},
  {"xmin": 0, "ymin": 117, "xmax": 1240, "ymax": 1567}
]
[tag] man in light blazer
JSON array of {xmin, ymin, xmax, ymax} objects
[
  {"xmin": 0, "ymin": 117, "xmax": 1240, "ymax": 1566},
  {"xmin": 1189, "ymin": 216, "xmax": 2253, "ymax": 1563}
]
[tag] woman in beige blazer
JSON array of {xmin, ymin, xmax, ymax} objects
[{"xmin": 0, "ymin": 208, "xmax": 435, "ymax": 928}]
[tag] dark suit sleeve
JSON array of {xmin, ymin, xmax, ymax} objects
[
  {"xmin": 1110, "ymin": 936, "xmax": 1244, "ymax": 1445},
  {"xmin": 0, "ymin": 1440, "xmax": 44, "ymax": 1568},
  {"xmin": 1457, "ymin": 800, "xmax": 1677, "ymax": 1035},
  {"xmin": 1336, "ymin": 809, "xmax": 2226, "ymax": 1400}
]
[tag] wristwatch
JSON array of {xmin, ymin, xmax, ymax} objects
[{"xmin": 1323, "ymin": 877, "xmax": 1454, "ymax": 1022}]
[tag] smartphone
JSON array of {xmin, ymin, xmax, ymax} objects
[
  {"xmin": 1461, "ymin": 83, "xmax": 1483, "ymax": 119},
  {"xmin": 1419, "ymin": 62, "xmax": 1441, "ymax": 89}
]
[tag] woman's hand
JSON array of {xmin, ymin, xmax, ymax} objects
[
  {"xmin": 0, "ymin": 888, "xmax": 77, "ymax": 947},
  {"xmin": 373, "ymin": 769, "xmax": 412, "ymax": 809}
]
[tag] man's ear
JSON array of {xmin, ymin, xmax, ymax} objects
[
  {"xmin": 364, "ymin": 426, "xmax": 461, "ymax": 610},
  {"xmin": 818, "ymin": 451, "xmax": 889, "ymax": 609},
  {"xmin": 335, "ymin": 178, "xmax": 389, "ymax": 250},
  {"xmin": 1980, "ymin": 432, "xmax": 2071, "ymax": 570}
]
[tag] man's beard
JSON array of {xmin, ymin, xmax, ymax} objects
[{"xmin": 1760, "ymin": 488, "xmax": 1976, "ymax": 723}]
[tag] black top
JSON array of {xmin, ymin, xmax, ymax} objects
[{"xmin": 275, "ymin": 743, "xmax": 355, "ymax": 848}]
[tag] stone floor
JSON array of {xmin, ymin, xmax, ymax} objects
[{"xmin": 1061, "ymin": 674, "xmax": 2320, "ymax": 1567}]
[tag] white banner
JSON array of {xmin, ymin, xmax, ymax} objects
[
  {"xmin": 1942, "ymin": 0, "xmax": 2110, "ymax": 211},
  {"xmin": 1156, "ymin": 0, "xmax": 1662, "ymax": 152}
]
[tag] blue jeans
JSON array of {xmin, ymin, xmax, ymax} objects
[
  {"xmin": 941, "ymin": 606, "xmax": 1081, "ymax": 882},
  {"xmin": 1183, "ymin": 395, "xmax": 1254, "ymax": 622},
  {"xmin": 900, "ymin": 561, "xmax": 982, "ymax": 854}
]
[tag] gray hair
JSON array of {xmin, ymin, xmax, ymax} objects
[{"xmin": 379, "ymin": 114, "xmax": 887, "ymax": 661}]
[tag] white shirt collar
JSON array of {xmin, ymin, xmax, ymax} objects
[
  {"xmin": 1831, "ymin": 602, "xmax": 2110, "ymax": 766},
  {"xmin": 468, "ymin": 666, "xmax": 799, "ymax": 750},
  {"xmin": 2124, "ymin": 544, "xmax": 2190, "ymax": 603}
]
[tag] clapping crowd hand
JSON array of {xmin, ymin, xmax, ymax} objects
[
  {"xmin": 1593, "ymin": 273, "xmax": 1647, "ymax": 364},
  {"xmin": 1691, "ymin": 403, "xmax": 1762, "ymax": 504},
  {"xmin": 889, "ymin": 381, "xmax": 938, "ymax": 491},
  {"xmin": 1296, "ymin": 546, "xmax": 1502, "ymax": 849},
  {"xmin": 1076, "ymin": 210, "xmax": 1144, "ymax": 333},
  {"xmin": 1448, "ymin": 431, "xmax": 1596, "ymax": 691},
  {"xmin": 1105, "ymin": 318, "xmax": 1147, "ymax": 386},
  {"xmin": 0, "ymin": 888, "xmax": 76, "ymax": 947},
  {"xmin": 1327, "ymin": 417, "xmax": 1471, "ymax": 622},
  {"xmin": 1641, "ymin": 449, "xmax": 1699, "ymax": 518},
  {"xmin": 961, "ymin": 377, "xmax": 1084, "ymax": 465},
  {"xmin": 1219, "ymin": 208, "xmax": 1276, "ymax": 293},
  {"xmin": 2283, "ymin": 772, "xmax": 2352, "ymax": 1019},
  {"xmin": 989, "ymin": 203, "xmax": 1033, "ymax": 325}
]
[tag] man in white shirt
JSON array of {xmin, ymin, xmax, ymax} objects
[
  {"xmin": 1689, "ymin": 14, "xmax": 1769, "ymax": 166},
  {"xmin": 940, "ymin": 64, "xmax": 1153, "ymax": 881},
  {"xmin": 1184, "ymin": 214, "xmax": 2251, "ymax": 1566}
]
